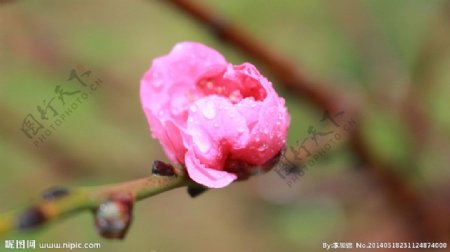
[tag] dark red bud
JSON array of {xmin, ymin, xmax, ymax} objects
[
  {"xmin": 16, "ymin": 207, "xmax": 47, "ymax": 230},
  {"xmin": 187, "ymin": 186, "xmax": 208, "ymax": 198},
  {"xmin": 151, "ymin": 160, "xmax": 176, "ymax": 176},
  {"xmin": 42, "ymin": 186, "xmax": 70, "ymax": 201}
]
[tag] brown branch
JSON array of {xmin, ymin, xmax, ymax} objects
[
  {"xmin": 0, "ymin": 161, "xmax": 193, "ymax": 239},
  {"xmin": 165, "ymin": 0, "xmax": 341, "ymax": 113}
]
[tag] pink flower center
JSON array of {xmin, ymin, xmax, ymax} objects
[{"xmin": 196, "ymin": 67, "xmax": 267, "ymax": 104}]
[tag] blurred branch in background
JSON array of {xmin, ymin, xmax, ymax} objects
[
  {"xmin": 165, "ymin": 0, "xmax": 449, "ymax": 242},
  {"xmin": 166, "ymin": 0, "xmax": 341, "ymax": 112},
  {"xmin": 0, "ymin": 0, "xmax": 15, "ymax": 5}
]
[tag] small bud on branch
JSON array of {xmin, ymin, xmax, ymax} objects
[{"xmin": 0, "ymin": 161, "xmax": 195, "ymax": 238}]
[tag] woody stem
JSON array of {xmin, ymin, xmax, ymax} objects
[{"xmin": 0, "ymin": 162, "xmax": 192, "ymax": 238}]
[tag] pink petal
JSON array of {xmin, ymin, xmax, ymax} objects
[{"xmin": 185, "ymin": 151, "xmax": 237, "ymax": 188}]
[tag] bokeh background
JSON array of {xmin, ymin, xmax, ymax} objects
[{"xmin": 1, "ymin": 0, "xmax": 450, "ymax": 251}]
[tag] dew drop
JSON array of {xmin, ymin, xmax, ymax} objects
[
  {"xmin": 196, "ymin": 135, "xmax": 211, "ymax": 153},
  {"xmin": 152, "ymin": 80, "xmax": 163, "ymax": 88},
  {"xmin": 258, "ymin": 143, "xmax": 268, "ymax": 152},
  {"xmin": 201, "ymin": 101, "xmax": 216, "ymax": 119}
]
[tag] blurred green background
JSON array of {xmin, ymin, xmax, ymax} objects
[{"xmin": 1, "ymin": 0, "xmax": 450, "ymax": 251}]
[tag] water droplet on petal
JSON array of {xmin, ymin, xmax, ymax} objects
[
  {"xmin": 201, "ymin": 101, "xmax": 216, "ymax": 119},
  {"xmin": 258, "ymin": 143, "xmax": 268, "ymax": 152},
  {"xmin": 152, "ymin": 80, "xmax": 163, "ymax": 88},
  {"xmin": 196, "ymin": 136, "xmax": 211, "ymax": 153}
]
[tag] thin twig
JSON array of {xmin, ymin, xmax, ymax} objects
[
  {"xmin": 0, "ymin": 161, "xmax": 192, "ymax": 239},
  {"xmin": 165, "ymin": 0, "xmax": 341, "ymax": 113}
]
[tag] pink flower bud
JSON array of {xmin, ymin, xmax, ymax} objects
[{"xmin": 141, "ymin": 42, "xmax": 290, "ymax": 188}]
